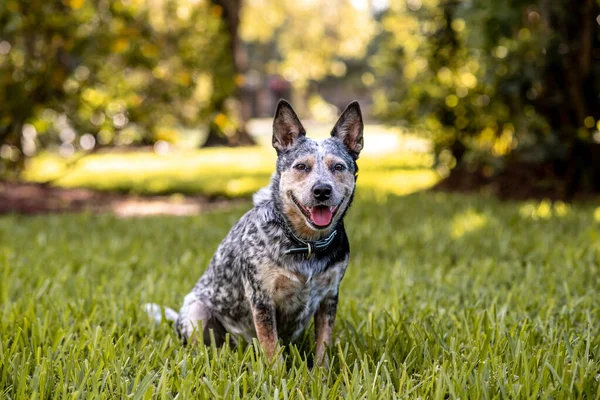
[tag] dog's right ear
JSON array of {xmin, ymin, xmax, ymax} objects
[{"xmin": 272, "ymin": 99, "xmax": 306, "ymax": 153}]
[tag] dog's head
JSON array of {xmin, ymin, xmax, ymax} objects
[{"xmin": 271, "ymin": 100, "xmax": 363, "ymax": 240}]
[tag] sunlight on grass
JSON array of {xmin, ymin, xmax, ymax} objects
[
  {"xmin": 23, "ymin": 140, "xmax": 438, "ymax": 198},
  {"xmin": 450, "ymin": 209, "xmax": 488, "ymax": 239},
  {"xmin": 360, "ymin": 170, "xmax": 439, "ymax": 197},
  {"xmin": 519, "ymin": 200, "xmax": 571, "ymax": 220},
  {"xmin": 24, "ymin": 148, "xmax": 276, "ymax": 197}
]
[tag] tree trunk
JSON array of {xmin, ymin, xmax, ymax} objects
[{"xmin": 204, "ymin": 0, "xmax": 255, "ymax": 147}]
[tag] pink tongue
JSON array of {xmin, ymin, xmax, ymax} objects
[{"xmin": 310, "ymin": 206, "xmax": 333, "ymax": 227}]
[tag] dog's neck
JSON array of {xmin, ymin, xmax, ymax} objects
[{"xmin": 283, "ymin": 227, "xmax": 339, "ymax": 258}]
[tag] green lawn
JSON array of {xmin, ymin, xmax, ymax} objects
[
  {"xmin": 23, "ymin": 147, "xmax": 436, "ymax": 198},
  {"xmin": 2, "ymin": 142, "xmax": 600, "ymax": 398}
]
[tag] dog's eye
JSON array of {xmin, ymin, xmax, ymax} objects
[
  {"xmin": 333, "ymin": 163, "xmax": 345, "ymax": 171},
  {"xmin": 295, "ymin": 163, "xmax": 308, "ymax": 171}
]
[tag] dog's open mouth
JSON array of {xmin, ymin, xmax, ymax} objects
[{"xmin": 291, "ymin": 194, "xmax": 340, "ymax": 228}]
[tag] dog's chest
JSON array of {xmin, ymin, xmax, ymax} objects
[{"xmin": 261, "ymin": 261, "xmax": 342, "ymax": 317}]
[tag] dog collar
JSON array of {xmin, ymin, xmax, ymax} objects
[{"xmin": 284, "ymin": 229, "xmax": 338, "ymax": 258}]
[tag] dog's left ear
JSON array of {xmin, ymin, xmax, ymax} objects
[
  {"xmin": 273, "ymin": 99, "xmax": 306, "ymax": 153},
  {"xmin": 331, "ymin": 101, "xmax": 364, "ymax": 159}
]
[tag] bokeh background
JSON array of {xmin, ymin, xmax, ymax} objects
[
  {"xmin": 3, "ymin": 2, "xmax": 600, "ymax": 397},
  {"xmin": 1, "ymin": 0, "xmax": 599, "ymax": 208}
]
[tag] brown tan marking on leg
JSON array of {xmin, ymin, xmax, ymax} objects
[
  {"xmin": 314, "ymin": 294, "xmax": 338, "ymax": 367},
  {"xmin": 251, "ymin": 302, "xmax": 279, "ymax": 361}
]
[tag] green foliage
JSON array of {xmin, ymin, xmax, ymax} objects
[
  {"xmin": 2, "ymin": 189, "xmax": 600, "ymax": 397},
  {"xmin": 374, "ymin": 0, "xmax": 600, "ymax": 172},
  {"xmin": 240, "ymin": 0, "xmax": 376, "ymax": 88},
  {"xmin": 0, "ymin": 0, "xmax": 233, "ymax": 174}
]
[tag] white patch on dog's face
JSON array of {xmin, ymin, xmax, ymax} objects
[{"xmin": 279, "ymin": 139, "xmax": 356, "ymax": 239}]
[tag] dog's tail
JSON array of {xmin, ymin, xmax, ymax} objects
[{"xmin": 143, "ymin": 303, "xmax": 179, "ymax": 324}]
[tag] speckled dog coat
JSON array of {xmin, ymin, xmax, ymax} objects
[{"xmin": 154, "ymin": 100, "xmax": 364, "ymax": 365}]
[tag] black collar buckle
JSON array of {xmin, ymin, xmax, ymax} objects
[{"xmin": 284, "ymin": 229, "xmax": 338, "ymax": 258}]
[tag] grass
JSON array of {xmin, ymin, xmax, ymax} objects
[
  {"xmin": 3, "ymin": 139, "xmax": 600, "ymax": 398},
  {"xmin": 23, "ymin": 148, "xmax": 436, "ymax": 198},
  {"xmin": 22, "ymin": 123, "xmax": 435, "ymax": 199}
]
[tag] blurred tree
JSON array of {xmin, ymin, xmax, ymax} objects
[
  {"xmin": 204, "ymin": 0, "xmax": 255, "ymax": 147},
  {"xmin": 240, "ymin": 0, "xmax": 376, "ymax": 115},
  {"xmin": 374, "ymin": 0, "xmax": 600, "ymax": 196},
  {"xmin": 0, "ymin": 0, "xmax": 248, "ymax": 176}
]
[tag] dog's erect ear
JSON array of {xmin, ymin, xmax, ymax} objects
[
  {"xmin": 272, "ymin": 99, "xmax": 306, "ymax": 153},
  {"xmin": 331, "ymin": 101, "xmax": 364, "ymax": 159}
]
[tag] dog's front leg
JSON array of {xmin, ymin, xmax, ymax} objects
[
  {"xmin": 250, "ymin": 296, "xmax": 279, "ymax": 361},
  {"xmin": 315, "ymin": 293, "xmax": 338, "ymax": 367}
]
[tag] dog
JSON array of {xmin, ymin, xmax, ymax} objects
[{"xmin": 146, "ymin": 100, "xmax": 363, "ymax": 366}]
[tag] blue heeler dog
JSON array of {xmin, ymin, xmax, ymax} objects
[{"xmin": 147, "ymin": 100, "xmax": 363, "ymax": 366}]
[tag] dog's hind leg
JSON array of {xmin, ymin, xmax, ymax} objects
[{"xmin": 175, "ymin": 293, "xmax": 228, "ymax": 347}]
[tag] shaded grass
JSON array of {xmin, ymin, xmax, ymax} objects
[{"xmin": 2, "ymin": 190, "xmax": 600, "ymax": 398}]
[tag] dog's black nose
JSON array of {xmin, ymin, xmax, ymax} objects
[{"xmin": 313, "ymin": 183, "xmax": 332, "ymax": 201}]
